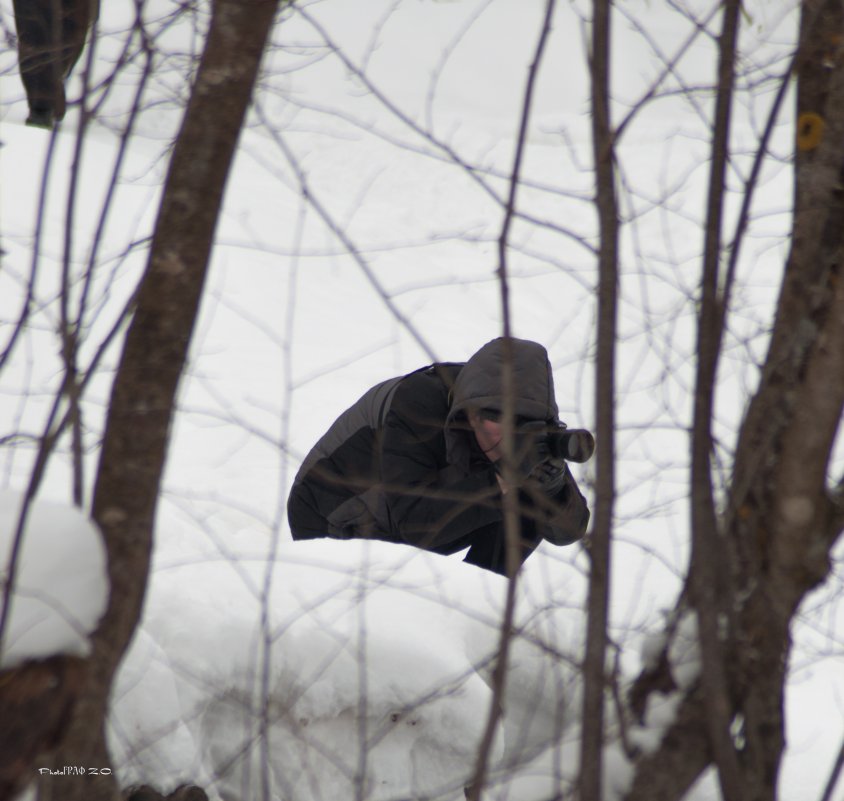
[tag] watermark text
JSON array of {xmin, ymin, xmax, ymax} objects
[{"xmin": 37, "ymin": 767, "xmax": 112, "ymax": 776}]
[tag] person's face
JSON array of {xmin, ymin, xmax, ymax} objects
[{"xmin": 466, "ymin": 408, "xmax": 504, "ymax": 462}]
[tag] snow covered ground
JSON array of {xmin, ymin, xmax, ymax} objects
[
  {"xmin": 0, "ymin": 490, "xmax": 107, "ymax": 669},
  {"xmin": 0, "ymin": 486, "xmax": 703, "ymax": 801},
  {"xmin": 108, "ymin": 536, "xmax": 585, "ymax": 801}
]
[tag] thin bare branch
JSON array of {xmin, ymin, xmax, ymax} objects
[
  {"xmin": 578, "ymin": 0, "xmax": 619, "ymax": 796},
  {"xmin": 467, "ymin": 2, "xmax": 556, "ymax": 798},
  {"xmin": 689, "ymin": 0, "xmax": 746, "ymax": 797},
  {"xmin": 819, "ymin": 733, "xmax": 844, "ymax": 801}
]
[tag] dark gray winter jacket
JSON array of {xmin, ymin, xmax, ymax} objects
[{"xmin": 287, "ymin": 338, "xmax": 589, "ymax": 568}]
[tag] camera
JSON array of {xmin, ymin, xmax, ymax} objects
[
  {"xmin": 545, "ymin": 427, "xmax": 595, "ymax": 463},
  {"xmin": 512, "ymin": 421, "xmax": 595, "ymax": 466}
]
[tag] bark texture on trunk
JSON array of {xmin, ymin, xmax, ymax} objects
[
  {"xmin": 625, "ymin": 2, "xmax": 844, "ymax": 798},
  {"xmin": 37, "ymin": 2, "xmax": 280, "ymax": 799}
]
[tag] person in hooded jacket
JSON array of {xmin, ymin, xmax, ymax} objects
[{"xmin": 287, "ymin": 337, "xmax": 590, "ymax": 575}]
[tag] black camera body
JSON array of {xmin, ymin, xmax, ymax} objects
[
  {"xmin": 511, "ymin": 420, "xmax": 595, "ymax": 466},
  {"xmin": 545, "ymin": 427, "xmax": 595, "ymax": 463}
]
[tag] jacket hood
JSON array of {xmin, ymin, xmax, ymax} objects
[{"xmin": 445, "ymin": 337, "xmax": 559, "ymax": 464}]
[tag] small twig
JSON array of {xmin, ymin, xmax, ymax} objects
[
  {"xmin": 819, "ymin": 734, "xmax": 844, "ymax": 801},
  {"xmin": 0, "ymin": 279, "xmax": 141, "ymax": 663},
  {"xmin": 258, "ymin": 192, "xmax": 307, "ymax": 801},
  {"xmin": 0, "ymin": 122, "xmax": 61, "ymax": 373},
  {"xmin": 293, "ymin": 4, "xmax": 596, "ymax": 258},
  {"xmin": 253, "ymin": 100, "xmax": 439, "ymax": 363},
  {"xmin": 609, "ymin": 641, "xmax": 637, "ymax": 760}
]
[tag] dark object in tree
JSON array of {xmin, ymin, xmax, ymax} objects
[
  {"xmin": 12, "ymin": 0, "xmax": 97, "ymax": 128},
  {"xmin": 0, "ymin": 655, "xmax": 86, "ymax": 800}
]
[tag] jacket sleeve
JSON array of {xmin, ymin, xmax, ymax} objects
[
  {"xmin": 380, "ymin": 377, "xmax": 504, "ymax": 550},
  {"xmin": 524, "ymin": 464, "xmax": 590, "ymax": 546}
]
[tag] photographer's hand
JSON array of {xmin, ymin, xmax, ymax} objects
[
  {"xmin": 531, "ymin": 457, "xmax": 567, "ymax": 496},
  {"xmin": 493, "ymin": 421, "xmax": 548, "ymax": 490}
]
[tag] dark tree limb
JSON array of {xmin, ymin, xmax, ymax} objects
[
  {"xmin": 819, "ymin": 734, "xmax": 844, "ymax": 801},
  {"xmin": 38, "ymin": 2, "xmax": 280, "ymax": 799},
  {"xmin": 624, "ymin": 686, "xmax": 713, "ymax": 801},
  {"xmin": 688, "ymin": 0, "xmax": 746, "ymax": 798},
  {"xmin": 0, "ymin": 656, "xmax": 86, "ymax": 800},
  {"xmin": 466, "ymin": 4, "xmax": 556, "ymax": 799},
  {"xmin": 625, "ymin": 2, "xmax": 844, "ymax": 799},
  {"xmin": 578, "ymin": 0, "xmax": 619, "ymax": 798}
]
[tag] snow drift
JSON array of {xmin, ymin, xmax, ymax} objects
[
  {"xmin": 0, "ymin": 489, "xmax": 108, "ymax": 669},
  {"xmin": 108, "ymin": 538, "xmax": 584, "ymax": 801}
]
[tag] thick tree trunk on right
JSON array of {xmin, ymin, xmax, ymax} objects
[{"xmin": 625, "ymin": 1, "xmax": 844, "ymax": 798}]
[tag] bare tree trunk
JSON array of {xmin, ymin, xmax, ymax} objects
[
  {"xmin": 38, "ymin": 2, "xmax": 280, "ymax": 799},
  {"xmin": 625, "ymin": 1, "xmax": 844, "ymax": 798},
  {"xmin": 578, "ymin": 0, "xmax": 618, "ymax": 797},
  {"xmin": 726, "ymin": 2, "xmax": 844, "ymax": 796}
]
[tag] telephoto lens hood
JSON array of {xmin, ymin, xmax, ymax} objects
[{"xmin": 547, "ymin": 428, "xmax": 595, "ymax": 463}]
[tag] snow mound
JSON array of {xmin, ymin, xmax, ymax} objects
[
  {"xmin": 0, "ymin": 489, "xmax": 108, "ymax": 669},
  {"xmin": 109, "ymin": 538, "xmax": 583, "ymax": 801}
]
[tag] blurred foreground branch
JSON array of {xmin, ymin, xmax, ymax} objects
[{"xmin": 37, "ymin": 2, "xmax": 281, "ymax": 799}]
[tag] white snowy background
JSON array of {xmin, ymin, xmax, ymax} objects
[{"xmin": 1, "ymin": 0, "xmax": 842, "ymax": 799}]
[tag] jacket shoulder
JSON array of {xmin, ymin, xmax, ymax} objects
[{"xmin": 390, "ymin": 365, "xmax": 456, "ymax": 424}]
